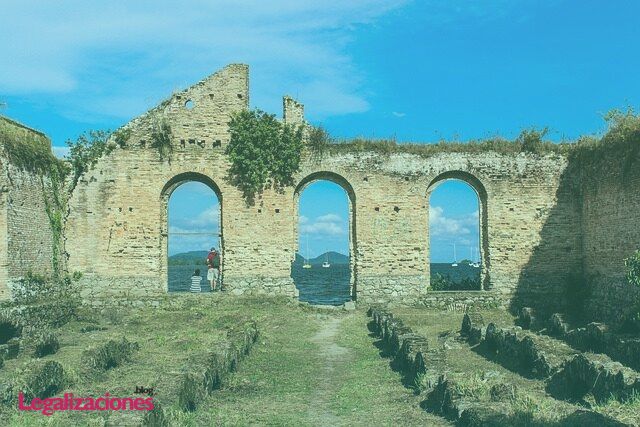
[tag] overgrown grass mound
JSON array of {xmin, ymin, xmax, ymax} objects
[
  {"xmin": 82, "ymin": 337, "xmax": 139, "ymax": 372},
  {"xmin": 33, "ymin": 331, "xmax": 60, "ymax": 358}
]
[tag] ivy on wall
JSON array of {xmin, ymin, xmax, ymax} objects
[{"xmin": 226, "ymin": 109, "xmax": 304, "ymax": 203}]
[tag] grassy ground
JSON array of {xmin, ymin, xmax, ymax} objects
[
  {"xmin": 3, "ymin": 299, "xmax": 638, "ymax": 426},
  {"xmin": 0, "ymin": 297, "xmax": 449, "ymax": 426}
]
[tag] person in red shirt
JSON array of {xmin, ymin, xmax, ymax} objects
[{"xmin": 206, "ymin": 247, "xmax": 221, "ymax": 291}]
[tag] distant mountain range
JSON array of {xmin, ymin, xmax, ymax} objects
[
  {"xmin": 168, "ymin": 250, "xmax": 209, "ymax": 265},
  {"xmin": 294, "ymin": 251, "xmax": 349, "ymax": 266},
  {"xmin": 169, "ymin": 250, "xmax": 349, "ymax": 266}
]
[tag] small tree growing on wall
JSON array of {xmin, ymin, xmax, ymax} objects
[{"xmin": 226, "ymin": 109, "xmax": 304, "ymax": 204}]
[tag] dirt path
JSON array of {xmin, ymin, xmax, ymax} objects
[{"xmin": 307, "ymin": 314, "xmax": 352, "ymax": 425}]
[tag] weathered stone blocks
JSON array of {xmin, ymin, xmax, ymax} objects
[
  {"xmin": 483, "ymin": 322, "xmax": 575, "ymax": 378},
  {"xmin": 461, "ymin": 312, "xmax": 485, "ymax": 345},
  {"xmin": 548, "ymin": 353, "xmax": 640, "ymax": 403}
]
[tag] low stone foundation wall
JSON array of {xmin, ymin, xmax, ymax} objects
[
  {"xmin": 547, "ymin": 353, "xmax": 640, "ymax": 403},
  {"xmin": 145, "ymin": 320, "xmax": 259, "ymax": 423},
  {"xmin": 368, "ymin": 307, "xmax": 438, "ymax": 388},
  {"xmin": 358, "ymin": 275, "xmax": 425, "ymax": 304},
  {"xmin": 483, "ymin": 323, "xmax": 576, "ymax": 379},
  {"xmin": 78, "ymin": 276, "xmax": 165, "ymax": 300},
  {"xmin": 223, "ymin": 276, "xmax": 298, "ymax": 297},
  {"xmin": 78, "ymin": 276, "xmax": 298, "ymax": 307},
  {"xmin": 518, "ymin": 308, "xmax": 640, "ymax": 372},
  {"xmin": 418, "ymin": 291, "xmax": 505, "ymax": 310}
]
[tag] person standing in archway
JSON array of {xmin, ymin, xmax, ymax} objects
[{"xmin": 207, "ymin": 247, "xmax": 221, "ymax": 291}]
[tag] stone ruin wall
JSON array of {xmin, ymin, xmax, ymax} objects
[
  {"xmin": 581, "ymin": 148, "xmax": 640, "ymax": 324},
  {"xmin": 61, "ymin": 64, "xmax": 582, "ymax": 307},
  {"xmin": 1, "ymin": 63, "xmax": 638, "ymax": 320},
  {"xmin": 0, "ymin": 118, "xmax": 56, "ymax": 298}
]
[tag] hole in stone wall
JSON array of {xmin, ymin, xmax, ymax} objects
[
  {"xmin": 275, "ymin": 209, "xmax": 280, "ymax": 213},
  {"xmin": 363, "ymin": 177, "xmax": 369, "ymax": 182},
  {"xmin": 429, "ymin": 179, "xmax": 481, "ymax": 291},
  {"xmin": 374, "ymin": 207, "xmax": 380, "ymax": 212},
  {"xmin": 129, "ymin": 207, "xmax": 133, "ymax": 212},
  {"xmin": 394, "ymin": 206, "xmax": 400, "ymax": 212},
  {"xmin": 167, "ymin": 181, "xmax": 221, "ymax": 293},
  {"xmin": 237, "ymin": 93, "xmax": 243, "ymax": 99},
  {"xmin": 294, "ymin": 179, "xmax": 352, "ymax": 305},
  {"xmin": 185, "ymin": 100, "xmax": 195, "ymax": 110},
  {"xmin": 209, "ymin": 94, "xmax": 214, "ymax": 99}
]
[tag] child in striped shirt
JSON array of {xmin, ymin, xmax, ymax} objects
[{"xmin": 190, "ymin": 269, "xmax": 202, "ymax": 293}]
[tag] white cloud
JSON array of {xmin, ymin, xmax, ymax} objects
[
  {"xmin": 188, "ymin": 206, "xmax": 220, "ymax": 228},
  {"xmin": 429, "ymin": 206, "xmax": 478, "ymax": 237},
  {"xmin": 392, "ymin": 111, "xmax": 406, "ymax": 118},
  {"xmin": 0, "ymin": 1, "xmax": 408, "ymax": 121},
  {"xmin": 317, "ymin": 213, "xmax": 342, "ymax": 222},
  {"xmin": 300, "ymin": 212, "xmax": 345, "ymax": 236}
]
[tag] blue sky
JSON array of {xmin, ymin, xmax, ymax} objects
[{"xmin": 2, "ymin": 1, "xmax": 639, "ymax": 261}]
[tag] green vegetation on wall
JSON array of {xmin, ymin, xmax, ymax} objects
[
  {"xmin": 570, "ymin": 108, "xmax": 640, "ymax": 184},
  {"xmin": 626, "ymin": 250, "xmax": 640, "ymax": 289},
  {"xmin": 151, "ymin": 116, "xmax": 173, "ymax": 161},
  {"xmin": 0, "ymin": 117, "xmax": 66, "ymax": 175},
  {"xmin": 226, "ymin": 109, "xmax": 304, "ymax": 203},
  {"xmin": 307, "ymin": 126, "xmax": 569, "ymax": 159},
  {"xmin": 65, "ymin": 129, "xmax": 113, "ymax": 188}
]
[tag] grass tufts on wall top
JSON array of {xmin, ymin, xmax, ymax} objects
[{"xmin": 0, "ymin": 116, "xmax": 67, "ymax": 176}]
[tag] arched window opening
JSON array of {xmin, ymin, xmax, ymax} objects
[
  {"xmin": 167, "ymin": 181, "xmax": 221, "ymax": 292},
  {"xmin": 293, "ymin": 179, "xmax": 353, "ymax": 305},
  {"xmin": 429, "ymin": 179, "xmax": 481, "ymax": 291}
]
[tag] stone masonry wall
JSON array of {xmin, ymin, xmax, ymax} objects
[
  {"xmin": 60, "ymin": 64, "xmax": 581, "ymax": 305},
  {"xmin": 0, "ymin": 118, "xmax": 56, "ymax": 298},
  {"xmin": 581, "ymin": 148, "xmax": 640, "ymax": 324}
]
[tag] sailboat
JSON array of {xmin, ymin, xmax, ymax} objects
[
  {"xmin": 322, "ymin": 251, "xmax": 330, "ymax": 268},
  {"xmin": 471, "ymin": 247, "xmax": 480, "ymax": 268},
  {"xmin": 302, "ymin": 235, "xmax": 312, "ymax": 269},
  {"xmin": 451, "ymin": 243, "xmax": 458, "ymax": 267}
]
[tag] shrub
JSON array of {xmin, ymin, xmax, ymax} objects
[
  {"xmin": 83, "ymin": 337, "xmax": 139, "ymax": 372},
  {"xmin": 150, "ymin": 116, "xmax": 173, "ymax": 161},
  {"xmin": 66, "ymin": 129, "xmax": 113, "ymax": 188},
  {"xmin": 517, "ymin": 127, "xmax": 548, "ymax": 154},
  {"xmin": 430, "ymin": 273, "xmax": 480, "ymax": 291},
  {"xmin": 307, "ymin": 125, "xmax": 332, "ymax": 159},
  {"xmin": 226, "ymin": 109, "xmax": 304, "ymax": 203},
  {"xmin": 33, "ymin": 331, "xmax": 60, "ymax": 358},
  {"xmin": 626, "ymin": 250, "xmax": 640, "ymax": 289},
  {"xmin": 0, "ymin": 311, "xmax": 22, "ymax": 344}
]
